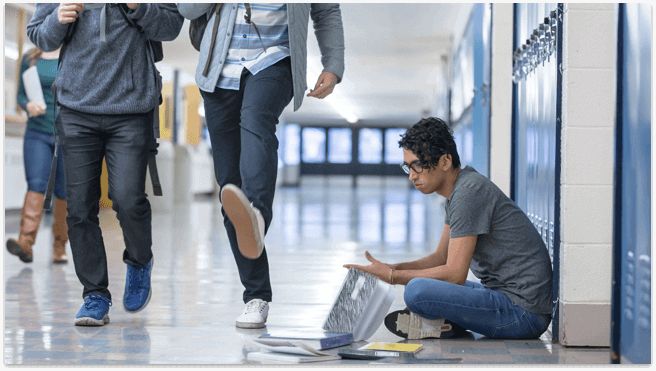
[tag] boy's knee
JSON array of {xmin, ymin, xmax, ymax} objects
[{"xmin": 404, "ymin": 278, "xmax": 429, "ymax": 308}]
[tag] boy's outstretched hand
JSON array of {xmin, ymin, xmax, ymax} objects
[{"xmin": 343, "ymin": 251, "xmax": 394, "ymax": 283}]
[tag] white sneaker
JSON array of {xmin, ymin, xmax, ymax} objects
[
  {"xmin": 236, "ymin": 299, "xmax": 269, "ymax": 329},
  {"xmin": 221, "ymin": 184, "xmax": 265, "ymax": 259},
  {"xmin": 384, "ymin": 309, "xmax": 455, "ymax": 339}
]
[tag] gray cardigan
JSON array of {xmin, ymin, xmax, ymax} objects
[
  {"xmin": 178, "ymin": 3, "xmax": 345, "ymax": 111},
  {"xmin": 27, "ymin": 3, "xmax": 183, "ymax": 115}
]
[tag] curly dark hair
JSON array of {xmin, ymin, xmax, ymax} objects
[{"xmin": 398, "ymin": 117, "xmax": 461, "ymax": 170}]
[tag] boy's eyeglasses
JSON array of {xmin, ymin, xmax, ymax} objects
[{"xmin": 400, "ymin": 160, "xmax": 424, "ymax": 174}]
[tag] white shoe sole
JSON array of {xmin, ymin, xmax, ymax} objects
[
  {"xmin": 74, "ymin": 314, "xmax": 110, "ymax": 326},
  {"xmin": 221, "ymin": 185, "xmax": 264, "ymax": 259},
  {"xmin": 236, "ymin": 317, "xmax": 267, "ymax": 329}
]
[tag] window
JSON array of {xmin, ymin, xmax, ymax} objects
[
  {"xmin": 358, "ymin": 128, "xmax": 382, "ymax": 164},
  {"xmin": 384, "ymin": 129, "xmax": 406, "ymax": 164},
  {"xmin": 302, "ymin": 127, "xmax": 325, "ymax": 163},
  {"xmin": 283, "ymin": 124, "xmax": 300, "ymax": 165},
  {"xmin": 328, "ymin": 128, "xmax": 352, "ymax": 163}
]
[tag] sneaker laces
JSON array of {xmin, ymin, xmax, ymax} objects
[
  {"xmin": 85, "ymin": 294, "xmax": 112, "ymax": 311},
  {"xmin": 244, "ymin": 300, "xmax": 266, "ymax": 314},
  {"xmin": 128, "ymin": 265, "xmax": 146, "ymax": 294}
]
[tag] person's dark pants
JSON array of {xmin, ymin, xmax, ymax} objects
[
  {"xmin": 24, "ymin": 127, "xmax": 66, "ymax": 200},
  {"xmin": 201, "ymin": 57, "xmax": 294, "ymax": 304},
  {"xmin": 56, "ymin": 106, "xmax": 154, "ymax": 301}
]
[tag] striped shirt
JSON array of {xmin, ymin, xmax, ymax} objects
[{"xmin": 217, "ymin": 3, "xmax": 290, "ymax": 90}]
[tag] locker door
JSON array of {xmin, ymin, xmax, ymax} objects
[
  {"xmin": 471, "ymin": 3, "xmax": 491, "ymax": 178},
  {"xmin": 512, "ymin": 3, "xmax": 560, "ymax": 341},
  {"xmin": 611, "ymin": 3, "xmax": 651, "ymax": 364}
]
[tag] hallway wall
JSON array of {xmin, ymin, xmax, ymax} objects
[{"xmin": 559, "ymin": 3, "xmax": 617, "ymax": 347}]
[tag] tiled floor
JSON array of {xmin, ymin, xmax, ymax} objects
[{"xmin": 4, "ymin": 176, "xmax": 610, "ymax": 365}]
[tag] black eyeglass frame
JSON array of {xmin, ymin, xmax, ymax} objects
[{"xmin": 400, "ymin": 160, "xmax": 425, "ymax": 174}]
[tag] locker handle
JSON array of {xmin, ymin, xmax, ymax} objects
[{"xmin": 512, "ymin": 9, "xmax": 559, "ymax": 83}]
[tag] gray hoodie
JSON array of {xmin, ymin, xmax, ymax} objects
[{"xmin": 27, "ymin": 3, "xmax": 183, "ymax": 115}]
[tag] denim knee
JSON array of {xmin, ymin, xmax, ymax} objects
[
  {"xmin": 404, "ymin": 277, "xmax": 431, "ymax": 311},
  {"xmin": 111, "ymin": 193, "xmax": 149, "ymax": 219}
]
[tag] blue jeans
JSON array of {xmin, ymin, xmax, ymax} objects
[
  {"xmin": 200, "ymin": 57, "xmax": 294, "ymax": 303},
  {"xmin": 24, "ymin": 128, "xmax": 66, "ymax": 200},
  {"xmin": 404, "ymin": 278, "xmax": 551, "ymax": 339},
  {"xmin": 56, "ymin": 106, "xmax": 154, "ymax": 301}
]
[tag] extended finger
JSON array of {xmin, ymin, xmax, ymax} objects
[
  {"xmin": 365, "ymin": 251, "xmax": 377, "ymax": 263},
  {"xmin": 308, "ymin": 84, "xmax": 329, "ymax": 98}
]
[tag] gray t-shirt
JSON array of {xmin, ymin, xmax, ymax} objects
[{"xmin": 444, "ymin": 166, "xmax": 553, "ymax": 315}]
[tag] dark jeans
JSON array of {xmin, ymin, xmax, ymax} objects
[
  {"xmin": 404, "ymin": 278, "xmax": 552, "ymax": 339},
  {"xmin": 201, "ymin": 57, "xmax": 294, "ymax": 303},
  {"xmin": 56, "ymin": 106, "xmax": 154, "ymax": 301},
  {"xmin": 24, "ymin": 128, "xmax": 66, "ymax": 200}
]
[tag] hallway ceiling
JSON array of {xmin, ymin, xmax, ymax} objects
[{"xmin": 162, "ymin": 3, "xmax": 473, "ymax": 125}]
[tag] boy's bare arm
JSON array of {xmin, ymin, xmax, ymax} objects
[{"xmin": 391, "ymin": 224, "xmax": 450, "ymax": 270}]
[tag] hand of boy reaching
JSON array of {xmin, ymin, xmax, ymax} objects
[
  {"xmin": 58, "ymin": 3, "xmax": 84, "ymax": 24},
  {"xmin": 344, "ymin": 251, "xmax": 395, "ymax": 284}
]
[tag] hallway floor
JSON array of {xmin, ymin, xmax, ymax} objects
[{"xmin": 4, "ymin": 177, "xmax": 610, "ymax": 365}]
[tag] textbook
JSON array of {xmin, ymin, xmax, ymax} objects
[
  {"xmin": 247, "ymin": 339, "xmax": 341, "ymax": 364},
  {"xmin": 360, "ymin": 342, "xmax": 423, "ymax": 353},
  {"xmin": 259, "ymin": 329, "xmax": 353, "ymax": 350},
  {"xmin": 246, "ymin": 351, "xmax": 341, "ymax": 364},
  {"xmin": 323, "ymin": 268, "xmax": 396, "ymax": 341},
  {"xmin": 338, "ymin": 342, "xmax": 424, "ymax": 360}
]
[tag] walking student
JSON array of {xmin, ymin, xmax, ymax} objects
[
  {"xmin": 27, "ymin": 3, "xmax": 183, "ymax": 326},
  {"xmin": 178, "ymin": 3, "xmax": 345, "ymax": 329},
  {"xmin": 345, "ymin": 117, "xmax": 553, "ymax": 339},
  {"xmin": 7, "ymin": 46, "xmax": 68, "ymax": 265}
]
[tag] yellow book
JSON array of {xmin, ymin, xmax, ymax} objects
[{"xmin": 361, "ymin": 342, "xmax": 423, "ymax": 353}]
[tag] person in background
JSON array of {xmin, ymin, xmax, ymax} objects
[
  {"xmin": 27, "ymin": 3, "xmax": 183, "ymax": 326},
  {"xmin": 177, "ymin": 3, "xmax": 345, "ymax": 329},
  {"xmin": 7, "ymin": 46, "xmax": 69, "ymax": 265}
]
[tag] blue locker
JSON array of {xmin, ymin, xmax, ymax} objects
[
  {"xmin": 512, "ymin": 3, "xmax": 560, "ymax": 341},
  {"xmin": 471, "ymin": 3, "xmax": 491, "ymax": 178},
  {"xmin": 450, "ymin": 4, "xmax": 491, "ymax": 178},
  {"xmin": 611, "ymin": 3, "xmax": 651, "ymax": 364}
]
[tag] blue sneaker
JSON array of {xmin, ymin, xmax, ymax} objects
[
  {"xmin": 123, "ymin": 258, "xmax": 153, "ymax": 313},
  {"xmin": 75, "ymin": 294, "xmax": 112, "ymax": 326}
]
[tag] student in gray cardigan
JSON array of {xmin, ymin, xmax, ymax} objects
[
  {"xmin": 178, "ymin": 3, "xmax": 345, "ymax": 329},
  {"xmin": 27, "ymin": 3, "xmax": 183, "ymax": 327}
]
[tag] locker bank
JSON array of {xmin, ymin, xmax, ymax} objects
[{"xmin": 3, "ymin": 3, "xmax": 651, "ymax": 365}]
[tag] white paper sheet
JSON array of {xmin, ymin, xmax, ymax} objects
[{"xmin": 21, "ymin": 65, "xmax": 46, "ymax": 111}]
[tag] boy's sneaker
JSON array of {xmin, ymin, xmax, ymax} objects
[
  {"xmin": 74, "ymin": 294, "xmax": 112, "ymax": 326},
  {"xmin": 384, "ymin": 309, "xmax": 456, "ymax": 339},
  {"xmin": 221, "ymin": 184, "xmax": 265, "ymax": 259},
  {"xmin": 236, "ymin": 299, "xmax": 269, "ymax": 329},
  {"xmin": 123, "ymin": 258, "xmax": 153, "ymax": 313}
]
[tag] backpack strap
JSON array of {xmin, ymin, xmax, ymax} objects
[
  {"xmin": 202, "ymin": 4, "xmax": 222, "ymax": 77},
  {"xmin": 117, "ymin": 4, "xmax": 163, "ymax": 196},
  {"xmin": 43, "ymin": 21, "xmax": 75, "ymax": 210},
  {"xmin": 243, "ymin": 3, "xmax": 267, "ymax": 52}
]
